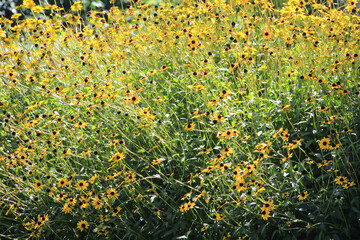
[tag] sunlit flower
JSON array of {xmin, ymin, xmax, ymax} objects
[
  {"xmin": 34, "ymin": 180, "xmax": 44, "ymax": 191},
  {"xmin": 76, "ymin": 180, "xmax": 89, "ymax": 190},
  {"xmin": 77, "ymin": 220, "xmax": 89, "ymax": 232},
  {"xmin": 319, "ymin": 137, "xmax": 330, "ymax": 150},
  {"xmin": 106, "ymin": 188, "xmax": 118, "ymax": 199},
  {"xmin": 92, "ymin": 196, "xmax": 103, "ymax": 210},
  {"xmin": 58, "ymin": 178, "xmax": 67, "ymax": 188},
  {"xmin": 263, "ymin": 30, "xmax": 271, "ymax": 40},
  {"xmin": 74, "ymin": 121, "xmax": 88, "ymax": 128},
  {"xmin": 184, "ymin": 123, "xmax": 195, "ymax": 131},
  {"xmin": 71, "ymin": 1, "xmax": 83, "ymax": 11}
]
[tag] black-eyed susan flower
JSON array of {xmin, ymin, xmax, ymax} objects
[
  {"xmin": 261, "ymin": 209, "xmax": 270, "ymax": 220},
  {"xmin": 54, "ymin": 86, "xmax": 63, "ymax": 94},
  {"xmin": 340, "ymin": 129, "xmax": 352, "ymax": 133},
  {"xmin": 334, "ymin": 176, "xmax": 348, "ymax": 185},
  {"xmin": 74, "ymin": 121, "xmax": 87, "ymax": 128},
  {"xmin": 262, "ymin": 200, "xmax": 274, "ymax": 212},
  {"xmin": 56, "ymin": 192, "xmax": 67, "ymax": 201},
  {"xmin": 112, "ymin": 206, "xmax": 122, "ymax": 217},
  {"xmin": 152, "ymin": 158, "xmax": 163, "ymax": 165},
  {"xmin": 184, "ymin": 123, "xmax": 195, "ymax": 131},
  {"xmin": 153, "ymin": 96, "xmax": 164, "ymax": 102},
  {"xmin": 106, "ymin": 188, "xmax": 118, "ymax": 199},
  {"xmin": 329, "ymin": 143, "xmax": 341, "ymax": 150},
  {"xmin": 342, "ymin": 89, "xmax": 350, "ymax": 95},
  {"xmin": 188, "ymin": 37, "xmax": 199, "ymax": 48},
  {"xmin": 318, "ymin": 106, "xmax": 329, "ymax": 112},
  {"xmin": 92, "ymin": 196, "xmax": 103, "ymax": 210},
  {"xmin": 279, "ymin": 104, "xmax": 291, "ymax": 112},
  {"xmin": 215, "ymin": 213, "xmax": 225, "ymax": 221},
  {"xmin": 125, "ymin": 95, "xmax": 141, "ymax": 104},
  {"xmin": 316, "ymin": 79, "xmax": 326, "ymax": 85},
  {"xmin": 66, "ymin": 197, "xmax": 77, "ymax": 206},
  {"xmin": 201, "ymin": 225, "xmax": 209, "ymax": 232},
  {"xmin": 319, "ymin": 137, "xmax": 330, "ymax": 150},
  {"xmin": 221, "ymin": 148, "xmax": 234, "ymax": 156},
  {"xmin": 89, "ymin": 174, "xmax": 98, "ymax": 184},
  {"xmin": 179, "ymin": 204, "xmax": 187, "ymax": 212},
  {"xmin": 299, "ymin": 191, "xmax": 308, "ymax": 200},
  {"xmin": 62, "ymin": 203, "xmax": 72, "ymax": 213},
  {"xmin": 110, "ymin": 152, "xmax": 125, "ymax": 163},
  {"xmin": 213, "ymin": 112, "xmax": 225, "ymax": 122},
  {"xmin": 234, "ymin": 178, "xmax": 246, "ymax": 191},
  {"xmin": 199, "ymin": 148, "xmax": 212, "ymax": 154},
  {"xmin": 76, "ymin": 180, "xmax": 89, "ymax": 190},
  {"xmin": 124, "ymin": 172, "xmax": 136, "ymax": 182},
  {"xmin": 218, "ymin": 129, "xmax": 239, "ymax": 140},
  {"xmin": 263, "ymin": 30, "xmax": 271, "ymax": 39},
  {"xmin": 219, "ymin": 89, "xmax": 231, "ymax": 97},
  {"xmin": 272, "ymin": 128, "xmax": 283, "ymax": 138},
  {"xmin": 343, "ymin": 181, "xmax": 355, "ymax": 189},
  {"xmin": 282, "ymin": 129, "xmax": 290, "ymax": 141},
  {"xmin": 58, "ymin": 178, "xmax": 67, "ymax": 188},
  {"xmin": 34, "ymin": 180, "xmax": 44, "ymax": 191},
  {"xmin": 77, "ymin": 220, "xmax": 89, "ymax": 232},
  {"xmin": 240, "ymin": 135, "xmax": 251, "ymax": 141},
  {"xmin": 282, "ymin": 192, "xmax": 289, "ymax": 198}
]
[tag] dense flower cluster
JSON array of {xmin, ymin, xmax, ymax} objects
[{"xmin": 0, "ymin": 0, "xmax": 359, "ymax": 239}]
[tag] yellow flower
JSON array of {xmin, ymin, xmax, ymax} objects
[
  {"xmin": 22, "ymin": 0, "xmax": 36, "ymax": 8},
  {"xmin": 77, "ymin": 220, "xmax": 89, "ymax": 232},
  {"xmin": 334, "ymin": 176, "xmax": 348, "ymax": 185},
  {"xmin": 299, "ymin": 191, "xmax": 308, "ymax": 200},
  {"xmin": 184, "ymin": 123, "xmax": 195, "ymax": 131},
  {"xmin": 110, "ymin": 152, "xmax": 125, "ymax": 163},
  {"xmin": 220, "ymin": 148, "xmax": 234, "ymax": 156},
  {"xmin": 124, "ymin": 95, "xmax": 141, "ymax": 104},
  {"xmin": 34, "ymin": 180, "xmax": 44, "ymax": 191},
  {"xmin": 261, "ymin": 200, "xmax": 274, "ymax": 212},
  {"xmin": 215, "ymin": 213, "xmax": 225, "ymax": 221},
  {"xmin": 319, "ymin": 137, "xmax": 330, "ymax": 150},
  {"xmin": 279, "ymin": 104, "xmax": 291, "ymax": 112},
  {"xmin": 106, "ymin": 188, "xmax": 118, "ymax": 199},
  {"xmin": 272, "ymin": 128, "xmax": 283, "ymax": 138},
  {"xmin": 76, "ymin": 180, "xmax": 89, "ymax": 190},
  {"xmin": 66, "ymin": 197, "xmax": 77, "ymax": 206},
  {"xmin": 71, "ymin": 1, "xmax": 83, "ymax": 11},
  {"xmin": 240, "ymin": 135, "xmax": 251, "ymax": 141},
  {"xmin": 218, "ymin": 129, "xmax": 240, "ymax": 140},
  {"xmin": 112, "ymin": 206, "xmax": 122, "ymax": 217},
  {"xmin": 179, "ymin": 201, "xmax": 195, "ymax": 212},
  {"xmin": 261, "ymin": 209, "xmax": 270, "ymax": 220},
  {"xmin": 89, "ymin": 174, "xmax": 98, "ymax": 184},
  {"xmin": 201, "ymin": 225, "xmax": 209, "ymax": 231},
  {"xmin": 92, "ymin": 196, "xmax": 103, "ymax": 210},
  {"xmin": 0, "ymin": 29, "xmax": 5, "ymax": 38},
  {"xmin": 343, "ymin": 181, "xmax": 355, "ymax": 189},
  {"xmin": 74, "ymin": 121, "xmax": 88, "ymax": 128},
  {"xmin": 263, "ymin": 30, "xmax": 271, "ymax": 40},
  {"xmin": 11, "ymin": 13, "xmax": 22, "ymax": 19},
  {"xmin": 318, "ymin": 106, "xmax": 329, "ymax": 112},
  {"xmin": 199, "ymin": 148, "xmax": 212, "ymax": 154},
  {"xmin": 58, "ymin": 178, "xmax": 67, "ymax": 187},
  {"xmin": 152, "ymin": 158, "xmax": 163, "ymax": 165},
  {"xmin": 62, "ymin": 203, "xmax": 72, "ymax": 213},
  {"xmin": 213, "ymin": 112, "xmax": 225, "ymax": 122}
]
